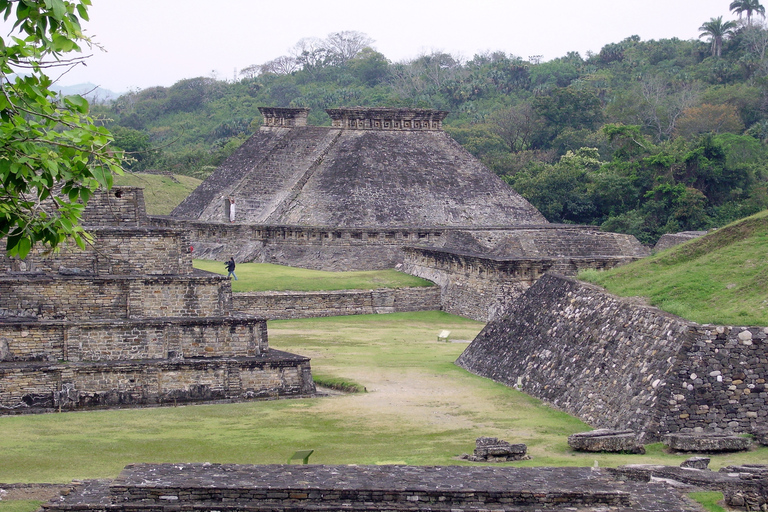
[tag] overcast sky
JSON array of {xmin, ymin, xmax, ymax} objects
[{"xmin": 15, "ymin": 0, "xmax": 738, "ymax": 93}]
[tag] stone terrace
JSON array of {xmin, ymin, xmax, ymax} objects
[
  {"xmin": 43, "ymin": 463, "xmax": 701, "ymax": 512},
  {"xmin": 0, "ymin": 188, "xmax": 315, "ymax": 413}
]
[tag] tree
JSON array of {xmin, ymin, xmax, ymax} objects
[
  {"xmin": 324, "ymin": 31, "xmax": 373, "ymax": 65},
  {"xmin": 674, "ymin": 104, "xmax": 745, "ymax": 138},
  {"xmin": 730, "ymin": 0, "xmax": 765, "ymax": 25},
  {"xmin": 0, "ymin": 0, "xmax": 123, "ymax": 258},
  {"xmin": 699, "ymin": 16, "xmax": 737, "ymax": 57},
  {"xmin": 488, "ymin": 103, "xmax": 543, "ymax": 152}
]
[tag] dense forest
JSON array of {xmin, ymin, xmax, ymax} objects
[{"xmin": 96, "ymin": 3, "xmax": 768, "ymax": 244}]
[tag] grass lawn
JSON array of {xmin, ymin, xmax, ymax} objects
[
  {"xmin": 1, "ymin": 312, "xmax": 765, "ymax": 484},
  {"xmin": 114, "ymin": 173, "xmax": 201, "ymax": 215},
  {"xmin": 0, "ymin": 502, "xmax": 43, "ymax": 512},
  {"xmin": 193, "ymin": 260, "xmax": 434, "ymax": 292}
]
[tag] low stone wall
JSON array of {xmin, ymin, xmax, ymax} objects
[
  {"xmin": 0, "ymin": 349, "xmax": 313, "ymax": 413},
  {"xmin": 233, "ymin": 287, "xmax": 441, "ymax": 319},
  {"xmin": 0, "ymin": 317, "xmax": 268, "ymax": 363},
  {"xmin": 0, "ymin": 273, "xmax": 229, "ymax": 320},
  {"xmin": 43, "ymin": 463, "xmax": 700, "ymax": 512},
  {"xmin": 456, "ymin": 273, "xmax": 768, "ymax": 441},
  {"xmin": 402, "ymin": 248, "xmax": 637, "ymax": 322},
  {"xmin": 152, "ymin": 216, "xmax": 447, "ymax": 270}
]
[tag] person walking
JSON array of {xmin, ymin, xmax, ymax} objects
[{"xmin": 225, "ymin": 257, "xmax": 238, "ymax": 280}]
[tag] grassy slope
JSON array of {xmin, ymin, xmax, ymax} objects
[
  {"xmin": 193, "ymin": 260, "xmax": 434, "ymax": 292},
  {"xmin": 113, "ymin": 173, "xmax": 201, "ymax": 215},
  {"xmin": 580, "ymin": 210, "xmax": 768, "ymax": 325}
]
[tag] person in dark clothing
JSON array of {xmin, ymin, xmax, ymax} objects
[{"xmin": 225, "ymin": 257, "xmax": 238, "ymax": 280}]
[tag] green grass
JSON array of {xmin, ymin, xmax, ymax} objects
[
  {"xmin": 312, "ymin": 374, "xmax": 367, "ymax": 393},
  {"xmin": 580, "ymin": 210, "xmax": 768, "ymax": 325},
  {"xmin": 687, "ymin": 492, "xmax": 726, "ymax": 512},
  {"xmin": 1, "ymin": 312, "xmax": 764, "ymax": 484},
  {"xmin": 193, "ymin": 260, "xmax": 435, "ymax": 292},
  {"xmin": 114, "ymin": 173, "xmax": 201, "ymax": 215},
  {"xmin": 0, "ymin": 501, "xmax": 43, "ymax": 512}
]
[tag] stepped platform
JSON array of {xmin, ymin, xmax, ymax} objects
[
  {"xmin": 1, "ymin": 187, "xmax": 315, "ymax": 413},
  {"xmin": 43, "ymin": 463, "xmax": 701, "ymax": 512}
]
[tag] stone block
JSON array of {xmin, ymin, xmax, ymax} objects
[
  {"xmin": 680, "ymin": 457, "xmax": 710, "ymax": 470},
  {"xmin": 460, "ymin": 436, "xmax": 530, "ymax": 462},
  {"xmin": 663, "ymin": 433, "xmax": 752, "ymax": 452},
  {"xmin": 753, "ymin": 426, "xmax": 768, "ymax": 446},
  {"xmin": 567, "ymin": 429, "xmax": 645, "ymax": 454}
]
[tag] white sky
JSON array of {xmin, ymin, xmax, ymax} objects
[{"xmin": 12, "ymin": 0, "xmax": 737, "ymax": 93}]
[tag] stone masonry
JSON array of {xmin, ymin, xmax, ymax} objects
[
  {"xmin": 42, "ymin": 463, "xmax": 702, "ymax": 512},
  {"xmin": 456, "ymin": 273, "xmax": 768, "ymax": 442},
  {"xmin": 0, "ymin": 188, "xmax": 315, "ymax": 413},
  {"xmin": 164, "ymin": 107, "xmax": 648, "ymax": 276}
]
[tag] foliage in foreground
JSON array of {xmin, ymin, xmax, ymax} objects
[
  {"xmin": 579, "ymin": 210, "xmax": 768, "ymax": 325},
  {"xmin": 0, "ymin": 0, "xmax": 123, "ymax": 257},
  {"xmin": 192, "ymin": 260, "xmax": 435, "ymax": 292}
]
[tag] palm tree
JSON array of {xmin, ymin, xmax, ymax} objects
[
  {"xmin": 729, "ymin": 0, "xmax": 766, "ymax": 25},
  {"xmin": 699, "ymin": 16, "xmax": 738, "ymax": 57}
]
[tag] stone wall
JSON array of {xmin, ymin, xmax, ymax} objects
[
  {"xmin": 402, "ymin": 248, "xmax": 637, "ymax": 322},
  {"xmin": 0, "ymin": 274, "xmax": 229, "ymax": 320},
  {"xmin": 660, "ymin": 326, "xmax": 768, "ymax": 435},
  {"xmin": 0, "ymin": 228, "xmax": 193, "ymax": 276},
  {"xmin": 234, "ymin": 287, "xmax": 441, "ymax": 320},
  {"xmin": 45, "ymin": 463, "xmax": 700, "ymax": 512},
  {"xmin": 0, "ymin": 317, "xmax": 268, "ymax": 363},
  {"xmin": 456, "ymin": 273, "xmax": 768, "ymax": 441},
  {"xmin": 0, "ymin": 350, "xmax": 312, "ymax": 412},
  {"xmin": 152, "ymin": 216, "xmax": 447, "ymax": 270},
  {"xmin": 80, "ymin": 188, "xmax": 148, "ymax": 226},
  {"xmin": 1, "ymin": 187, "xmax": 316, "ymax": 413}
]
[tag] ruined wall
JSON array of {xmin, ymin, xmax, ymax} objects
[
  {"xmin": 402, "ymin": 248, "xmax": 637, "ymax": 322},
  {"xmin": 660, "ymin": 326, "xmax": 768, "ymax": 435},
  {"xmin": 0, "ymin": 352, "xmax": 313, "ymax": 412},
  {"xmin": 0, "ymin": 317, "xmax": 268, "ymax": 363},
  {"xmin": 0, "ymin": 228, "xmax": 193, "ymax": 276},
  {"xmin": 0, "ymin": 274, "xmax": 229, "ymax": 320},
  {"xmin": 456, "ymin": 274, "xmax": 768, "ymax": 441},
  {"xmin": 1, "ymin": 187, "xmax": 316, "ymax": 413},
  {"xmin": 234, "ymin": 287, "xmax": 441, "ymax": 320}
]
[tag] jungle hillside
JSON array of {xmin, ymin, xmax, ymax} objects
[{"xmin": 98, "ymin": 5, "xmax": 768, "ymax": 244}]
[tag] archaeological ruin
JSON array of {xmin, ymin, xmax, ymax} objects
[
  {"xmin": 0, "ymin": 188, "xmax": 315, "ymax": 413},
  {"xmin": 158, "ymin": 106, "xmax": 649, "ymax": 321},
  {"xmin": 457, "ymin": 273, "xmax": 768, "ymax": 442}
]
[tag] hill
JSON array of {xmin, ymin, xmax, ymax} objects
[
  {"xmin": 113, "ymin": 173, "xmax": 201, "ymax": 215},
  {"xmin": 580, "ymin": 210, "xmax": 768, "ymax": 325}
]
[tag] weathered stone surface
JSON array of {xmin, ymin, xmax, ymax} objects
[
  {"xmin": 165, "ymin": 107, "xmax": 647, "ymax": 274},
  {"xmin": 680, "ymin": 457, "xmax": 710, "ymax": 470},
  {"xmin": 456, "ymin": 273, "xmax": 768, "ymax": 441},
  {"xmin": 234, "ymin": 287, "xmax": 440, "ymax": 320},
  {"xmin": 43, "ymin": 463, "xmax": 704, "ymax": 512},
  {"xmin": 613, "ymin": 464, "xmax": 768, "ymax": 511},
  {"xmin": 568, "ymin": 429, "xmax": 645, "ymax": 454},
  {"xmin": 653, "ymin": 231, "xmax": 706, "ymax": 252},
  {"xmin": 460, "ymin": 436, "xmax": 530, "ymax": 462},
  {"xmin": 1, "ymin": 188, "xmax": 315, "ymax": 413},
  {"xmin": 172, "ymin": 108, "xmax": 548, "ymax": 228},
  {"xmin": 753, "ymin": 426, "xmax": 768, "ymax": 446},
  {"xmin": 663, "ymin": 433, "xmax": 752, "ymax": 452}
]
